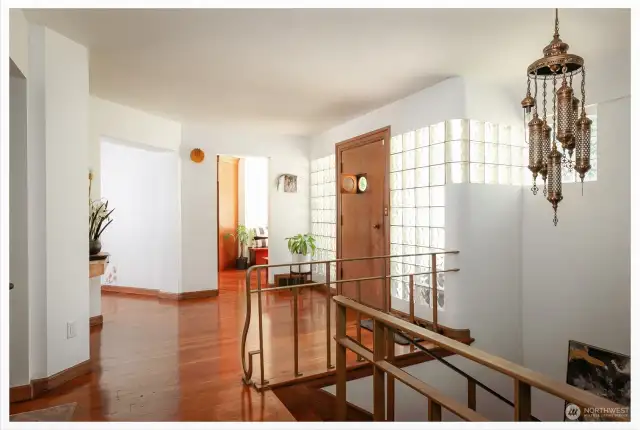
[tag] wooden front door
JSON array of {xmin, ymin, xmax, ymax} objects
[
  {"xmin": 218, "ymin": 155, "xmax": 239, "ymax": 271},
  {"xmin": 337, "ymin": 127, "xmax": 390, "ymax": 310}
]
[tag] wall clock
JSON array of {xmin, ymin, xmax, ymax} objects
[{"xmin": 341, "ymin": 174, "xmax": 357, "ymax": 194}]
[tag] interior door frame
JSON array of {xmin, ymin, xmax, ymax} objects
[
  {"xmin": 216, "ymin": 155, "xmax": 240, "ymax": 272},
  {"xmin": 335, "ymin": 126, "xmax": 391, "ymax": 310}
]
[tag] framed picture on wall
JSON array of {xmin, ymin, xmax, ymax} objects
[{"xmin": 564, "ymin": 340, "xmax": 630, "ymax": 421}]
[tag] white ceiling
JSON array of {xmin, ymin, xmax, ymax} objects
[{"xmin": 23, "ymin": 8, "xmax": 630, "ymax": 136}]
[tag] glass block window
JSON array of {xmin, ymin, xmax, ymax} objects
[
  {"xmin": 546, "ymin": 104, "xmax": 598, "ymax": 183},
  {"xmin": 310, "ymin": 155, "xmax": 337, "ymax": 281},
  {"xmin": 390, "ymin": 119, "xmax": 523, "ymax": 311}
]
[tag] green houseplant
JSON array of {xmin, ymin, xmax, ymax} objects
[
  {"xmin": 225, "ymin": 225, "xmax": 255, "ymax": 270},
  {"xmin": 89, "ymin": 199, "xmax": 114, "ymax": 255},
  {"xmin": 286, "ymin": 233, "xmax": 316, "ymax": 273}
]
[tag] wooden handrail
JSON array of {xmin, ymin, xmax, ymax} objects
[
  {"xmin": 334, "ymin": 296, "xmax": 628, "ymax": 418},
  {"xmin": 338, "ymin": 337, "xmax": 487, "ymax": 422}
]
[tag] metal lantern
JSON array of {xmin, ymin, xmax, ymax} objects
[
  {"xmin": 520, "ymin": 8, "xmax": 591, "ymax": 225},
  {"xmin": 527, "ymin": 114, "xmax": 544, "ymax": 195}
]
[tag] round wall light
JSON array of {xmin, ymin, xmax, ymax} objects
[{"xmin": 190, "ymin": 148, "xmax": 205, "ymax": 163}]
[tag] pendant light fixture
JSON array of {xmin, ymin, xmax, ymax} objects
[{"xmin": 521, "ymin": 8, "xmax": 591, "ymax": 226}]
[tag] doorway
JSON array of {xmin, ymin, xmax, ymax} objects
[
  {"xmin": 336, "ymin": 127, "xmax": 391, "ymax": 311},
  {"xmin": 217, "ymin": 155, "xmax": 269, "ymax": 283}
]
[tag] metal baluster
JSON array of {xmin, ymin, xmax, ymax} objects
[
  {"xmin": 257, "ymin": 267, "xmax": 266, "ymax": 387},
  {"xmin": 356, "ymin": 280, "xmax": 363, "ymax": 361},
  {"xmin": 325, "ymin": 261, "xmax": 333, "ymax": 369},
  {"xmin": 293, "ymin": 286, "xmax": 302, "ymax": 377},
  {"xmin": 431, "ymin": 254, "xmax": 439, "ymax": 332}
]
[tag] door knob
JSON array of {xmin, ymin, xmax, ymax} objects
[{"xmin": 373, "ymin": 223, "xmax": 381, "ymax": 229}]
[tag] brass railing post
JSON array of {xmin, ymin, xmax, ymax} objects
[
  {"xmin": 336, "ymin": 301, "xmax": 347, "ymax": 421},
  {"xmin": 293, "ymin": 285, "xmax": 302, "ymax": 377},
  {"xmin": 515, "ymin": 380, "xmax": 532, "ymax": 421},
  {"xmin": 257, "ymin": 267, "xmax": 266, "ymax": 387},
  {"xmin": 325, "ymin": 261, "xmax": 333, "ymax": 369},
  {"xmin": 430, "ymin": 254, "xmax": 439, "ymax": 331},
  {"xmin": 409, "ymin": 274, "xmax": 415, "ymax": 353},
  {"xmin": 356, "ymin": 280, "xmax": 363, "ymax": 361},
  {"xmin": 373, "ymin": 319, "xmax": 386, "ymax": 421}
]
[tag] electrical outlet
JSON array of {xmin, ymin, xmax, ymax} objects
[{"xmin": 67, "ymin": 321, "xmax": 77, "ymax": 339}]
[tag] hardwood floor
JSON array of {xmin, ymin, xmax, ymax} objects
[{"xmin": 9, "ymin": 270, "xmax": 465, "ymax": 421}]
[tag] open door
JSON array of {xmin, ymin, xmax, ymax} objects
[
  {"xmin": 336, "ymin": 127, "xmax": 390, "ymax": 310},
  {"xmin": 217, "ymin": 155, "xmax": 239, "ymax": 271}
]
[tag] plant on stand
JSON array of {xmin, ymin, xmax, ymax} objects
[
  {"xmin": 225, "ymin": 225, "xmax": 255, "ymax": 270},
  {"xmin": 88, "ymin": 169, "xmax": 115, "ymax": 255},
  {"xmin": 286, "ymin": 233, "xmax": 316, "ymax": 273}
]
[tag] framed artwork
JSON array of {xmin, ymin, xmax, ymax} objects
[
  {"xmin": 284, "ymin": 174, "xmax": 297, "ymax": 193},
  {"xmin": 564, "ymin": 340, "xmax": 630, "ymax": 421}
]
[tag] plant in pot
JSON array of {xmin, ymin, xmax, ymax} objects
[
  {"xmin": 286, "ymin": 233, "xmax": 316, "ymax": 273},
  {"xmin": 89, "ymin": 199, "xmax": 114, "ymax": 255},
  {"xmin": 225, "ymin": 225, "xmax": 255, "ymax": 270}
]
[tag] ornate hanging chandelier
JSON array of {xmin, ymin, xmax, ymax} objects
[{"xmin": 521, "ymin": 8, "xmax": 591, "ymax": 226}]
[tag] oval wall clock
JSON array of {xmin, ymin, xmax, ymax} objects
[{"xmin": 190, "ymin": 148, "xmax": 205, "ymax": 163}]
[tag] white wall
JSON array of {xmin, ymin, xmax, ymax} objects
[
  {"xmin": 27, "ymin": 25, "xmax": 90, "ymax": 378},
  {"xmin": 10, "ymin": 9, "xmax": 29, "ymax": 77},
  {"xmin": 310, "ymin": 77, "xmax": 467, "ymax": 159},
  {"xmin": 522, "ymin": 96, "xmax": 631, "ymax": 421},
  {"xmin": 100, "ymin": 139, "xmax": 181, "ymax": 294},
  {"xmin": 243, "ymin": 157, "xmax": 269, "ymax": 229},
  {"xmin": 10, "ymin": 74, "xmax": 30, "ymax": 387},
  {"xmin": 180, "ymin": 124, "xmax": 309, "ymax": 289}
]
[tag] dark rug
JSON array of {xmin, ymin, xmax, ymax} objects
[{"xmin": 359, "ymin": 319, "xmax": 423, "ymax": 345}]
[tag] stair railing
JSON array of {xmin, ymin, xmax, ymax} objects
[
  {"xmin": 333, "ymin": 295, "xmax": 630, "ymax": 422},
  {"xmin": 240, "ymin": 249, "xmax": 459, "ymax": 389}
]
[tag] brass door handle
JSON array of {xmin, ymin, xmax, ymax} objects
[{"xmin": 373, "ymin": 223, "xmax": 381, "ymax": 229}]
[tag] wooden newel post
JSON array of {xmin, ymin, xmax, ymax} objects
[
  {"xmin": 373, "ymin": 320, "xmax": 386, "ymax": 421},
  {"xmin": 514, "ymin": 380, "xmax": 531, "ymax": 421}
]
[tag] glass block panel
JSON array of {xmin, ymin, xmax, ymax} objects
[
  {"xmin": 416, "ymin": 147, "xmax": 430, "ymax": 167},
  {"xmin": 511, "ymin": 166, "xmax": 523, "ymax": 186},
  {"xmin": 391, "ymin": 190, "xmax": 402, "ymax": 207},
  {"xmin": 446, "ymin": 119, "xmax": 469, "ymax": 141},
  {"xmin": 430, "ymin": 122, "xmax": 445, "ymax": 144},
  {"xmin": 390, "ymin": 153, "xmax": 403, "ymax": 172},
  {"xmin": 391, "ymin": 243, "xmax": 403, "ymax": 257},
  {"xmin": 499, "ymin": 124, "xmax": 511, "ymax": 145},
  {"xmin": 390, "ymin": 208, "xmax": 403, "ymax": 226},
  {"xmin": 430, "ymin": 164, "xmax": 445, "ymax": 186},
  {"xmin": 403, "ymin": 149, "xmax": 416, "ymax": 170},
  {"xmin": 402, "ymin": 282, "xmax": 410, "ymax": 301},
  {"xmin": 390, "ymin": 135, "xmax": 403, "ymax": 154},
  {"xmin": 430, "ymin": 143, "xmax": 445, "ymax": 165},
  {"xmin": 329, "ymin": 156, "xmax": 336, "ymax": 169},
  {"xmin": 470, "ymin": 163, "xmax": 485, "ymax": 184},
  {"xmin": 485, "ymin": 143, "xmax": 498, "ymax": 164},
  {"xmin": 522, "ymin": 147, "xmax": 529, "ymax": 167},
  {"xmin": 430, "ymin": 228, "xmax": 445, "ymax": 249},
  {"xmin": 562, "ymin": 164, "xmax": 575, "ymax": 183},
  {"xmin": 402, "ymin": 208, "xmax": 416, "ymax": 226},
  {"xmin": 511, "ymin": 145, "xmax": 523, "ymax": 166},
  {"xmin": 470, "ymin": 120, "xmax": 485, "ymax": 141},
  {"xmin": 416, "ymin": 227, "xmax": 429, "ymax": 246},
  {"xmin": 584, "ymin": 158, "xmax": 597, "ymax": 182},
  {"xmin": 392, "ymin": 279, "xmax": 403, "ymax": 299},
  {"xmin": 498, "ymin": 144, "xmax": 511, "ymax": 165},
  {"xmin": 318, "ymin": 183, "xmax": 325, "ymax": 197},
  {"xmin": 403, "ymin": 131, "xmax": 416, "ymax": 151},
  {"xmin": 416, "ymin": 247, "xmax": 431, "ymax": 267},
  {"xmin": 498, "ymin": 165, "xmax": 511, "ymax": 185},
  {"xmin": 390, "ymin": 226, "xmax": 402, "ymax": 244},
  {"xmin": 446, "ymin": 140, "xmax": 469, "ymax": 162},
  {"xmin": 436, "ymin": 254, "xmax": 445, "ymax": 271},
  {"xmin": 417, "ymin": 127, "xmax": 430, "ymax": 147},
  {"xmin": 415, "ymin": 187, "xmax": 430, "ymax": 207},
  {"xmin": 437, "ymin": 290, "xmax": 445, "ymax": 311},
  {"xmin": 416, "ymin": 167, "xmax": 430, "ymax": 187},
  {"xmin": 430, "ymin": 207, "xmax": 445, "ymax": 228},
  {"xmin": 402, "ymin": 188, "xmax": 415, "ymax": 208},
  {"xmin": 311, "ymin": 211, "xmax": 318, "ymax": 222},
  {"xmin": 403, "ymin": 168, "xmax": 416, "ymax": 189},
  {"xmin": 470, "ymin": 141, "xmax": 484, "ymax": 163},
  {"xmin": 430, "ymin": 186, "xmax": 445, "ymax": 207},
  {"xmin": 485, "ymin": 164, "xmax": 498, "ymax": 184},
  {"xmin": 421, "ymin": 287, "xmax": 432, "ymax": 307},
  {"xmin": 311, "ymin": 159, "xmax": 318, "ymax": 172},
  {"xmin": 416, "ymin": 208, "xmax": 430, "ymax": 227},
  {"xmin": 402, "ymin": 226, "xmax": 416, "ymax": 245},
  {"xmin": 416, "ymin": 286, "xmax": 426, "ymax": 305},
  {"xmin": 447, "ymin": 162, "xmax": 469, "ymax": 184},
  {"xmin": 403, "ymin": 245, "xmax": 416, "ymax": 264},
  {"xmin": 485, "ymin": 122, "xmax": 499, "ymax": 143},
  {"xmin": 403, "ymin": 263, "xmax": 414, "ymax": 275},
  {"xmin": 390, "ymin": 171, "xmax": 402, "ymax": 190}
]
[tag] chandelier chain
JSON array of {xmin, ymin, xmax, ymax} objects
[
  {"xmin": 533, "ymin": 72, "xmax": 538, "ymax": 115},
  {"xmin": 554, "ymin": 8, "xmax": 559, "ymax": 37},
  {"xmin": 581, "ymin": 67, "xmax": 587, "ymax": 115},
  {"xmin": 552, "ymin": 74, "xmax": 557, "ymax": 151},
  {"xmin": 543, "ymin": 77, "xmax": 547, "ymax": 119}
]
